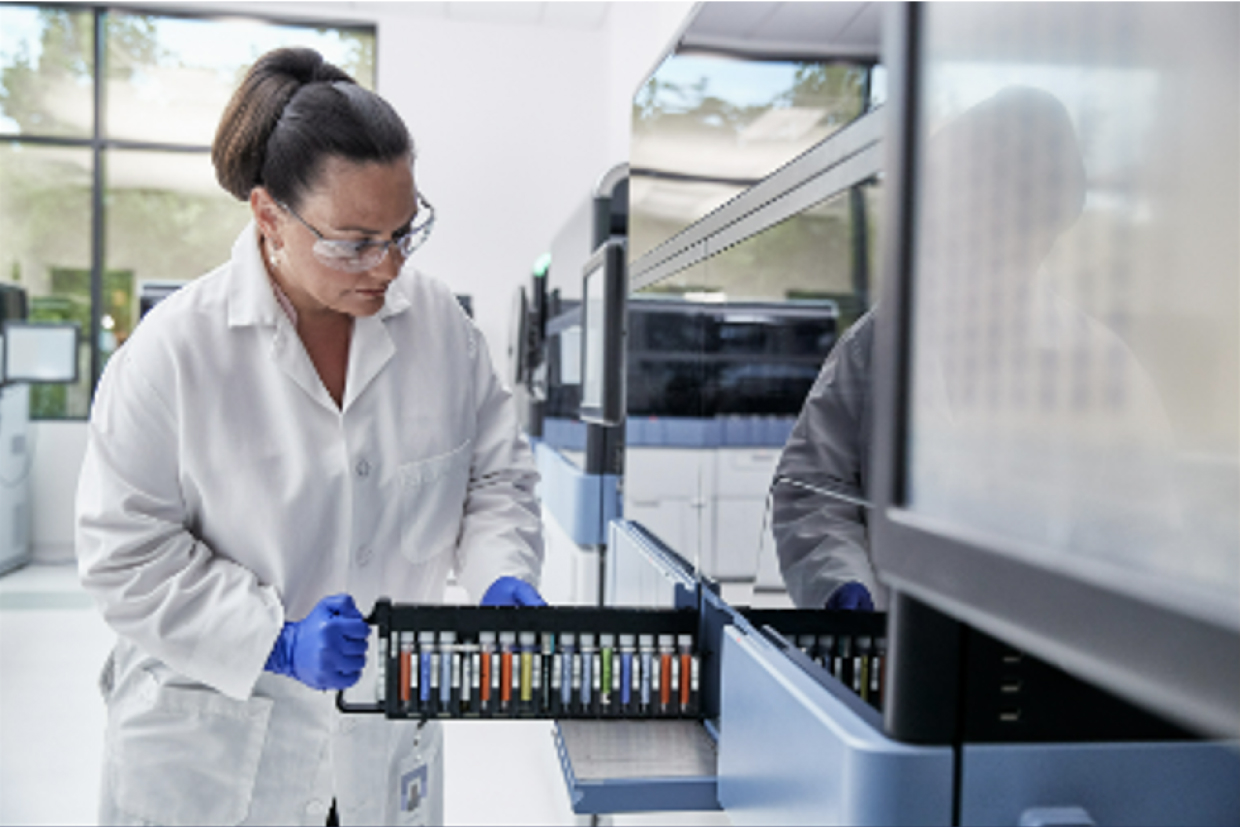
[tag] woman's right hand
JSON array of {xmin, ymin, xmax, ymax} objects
[{"xmin": 265, "ymin": 594, "xmax": 370, "ymax": 690}]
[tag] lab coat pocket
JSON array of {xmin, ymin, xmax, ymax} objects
[
  {"xmin": 109, "ymin": 680, "xmax": 273, "ymax": 826},
  {"xmin": 399, "ymin": 439, "xmax": 472, "ymax": 565}
]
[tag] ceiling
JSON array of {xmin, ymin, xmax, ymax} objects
[{"xmin": 681, "ymin": 2, "xmax": 881, "ymax": 61}]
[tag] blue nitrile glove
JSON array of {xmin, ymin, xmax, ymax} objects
[
  {"xmin": 481, "ymin": 576, "xmax": 547, "ymax": 607},
  {"xmin": 825, "ymin": 582, "xmax": 875, "ymax": 612},
  {"xmin": 265, "ymin": 594, "xmax": 370, "ymax": 690}
]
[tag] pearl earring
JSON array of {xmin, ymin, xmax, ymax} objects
[{"xmin": 268, "ymin": 241, "xmax": 286, "ymax": 271}]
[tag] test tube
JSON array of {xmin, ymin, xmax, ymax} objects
[
  {"xmin": 540, "ymin": 633, "xmax": 555, "ymax": 715},
  {"xmin": 419, "ymin": 631, "xmax": 437, "ymax": 716},
  {"xmin": 658, "ymin": 635, "xmax": 675, "ymax": 716},
  {"xmin": 599, "ymin": 634, "xmax": 615, "ymax": 716},
  {"xmin": 638, "ymin": 634, "xmax": 655, "ymax": 716},
  {"xmin": 439, "ymin": 631, "xmax": 457, "ymax": 716},
  {"xmin": 376, "ymin": 630, "xmax": 389, "ymax": 707},
  {"xmin": 872, "ymin": 637, "xmax": 887, "ymax": 710},
  {"xmin": 399, "ymin": 632, "xmax": 413, "ymax": 713},
  {"xmin": 518, "ymin": 631, "xmax": 537, "ymax": 715},
  {"xmin": 579, "ymin": 634, "xmax": 596, "ymax": 715},
  {"xmin": 677, "ymin": 634, "xmax": 698, "ymax": 717},
  {"xmin": 549, "ymin": 633, "xmax": 563, "ymax": 716},
  {"xmin": 619, "ymin": 634, "xmax": 636, "ymax": 715},
  {"xmin": 570, "ymin": 636, "xmax": 583, "ymax": 716},
  {"xmin": 499, "ymin": 631, "xmax": 516, "ymax": 716},
  {"xmin": 478, "ymin": 631, "xmax": 496, "ymax": 717},
  {"xmin": 817, "ymin": 634, "xmax": 835, "ymax": 672},
  {"xmin": 837, "ymin": 636, "xmax": 853, "ymax": 689},
  {"xmin": 559, "ymin": 634, "xmax": 576, "ymax": 715},
  {"xmin": 459, "ymin": 640, "xmax": 477, "ymax": 716},
  {"xmin": 855, "ymin": 636, "xmax": 871, "ymax": 701}
]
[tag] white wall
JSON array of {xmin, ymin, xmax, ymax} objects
[{"xmin": 27, "ymin": 2, "xmax": 694, "ymax": 562}]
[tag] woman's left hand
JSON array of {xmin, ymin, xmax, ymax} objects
[{"xmin": 481, "ymin": 576, "xmax": 547, "ymax": 607}]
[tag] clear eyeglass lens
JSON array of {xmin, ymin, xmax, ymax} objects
[{"xmin": 313, "ymin": 240, "xmax": 386, "ymax": 273}]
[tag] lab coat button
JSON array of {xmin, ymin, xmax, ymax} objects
[
  {"xmin": 356, "ymin": 459, "xmax": 371, "ymax": 478},
  {"xmin": 356, "ymin": 546, "xmax": 373, "ymax": 566}
]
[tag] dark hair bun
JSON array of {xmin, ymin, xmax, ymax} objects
[{"xmin": 212, "ymin": 47, "xmax": 410, "ymax": 204}]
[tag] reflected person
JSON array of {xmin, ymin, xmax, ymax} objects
[{"xmin": 772, "ymin": 86, "xmax": 1101, "ymax": 611}]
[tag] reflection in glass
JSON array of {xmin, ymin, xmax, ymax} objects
[
  {"xmin": 630, "ymin": 53, "xmax": 870, "ymax": 262},
  {"xmin": 0, "ymin": 142, "xmax": 93, "ymax": 417},
  {"xmin": 104, "ymin": 11, "xmax": 376, "ymax": 145},
  {"xmin": 647, "ymin": 185, "xmax": 864, "ymax": 309},
  {"xmin": 0, "ymin": 4, "xmax": 94, "ymax": 137},
  {"xmin": 907, "ymin": 4, "xmax": 1239, "ymax": 626},
  {"xmin": 104, "ymin": 149, "xmax": 251, "ymax": 369}
]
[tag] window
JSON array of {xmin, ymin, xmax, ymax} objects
[{"xmin": 0, "ymin": 4, "xmax": 376, "ymax": 417}]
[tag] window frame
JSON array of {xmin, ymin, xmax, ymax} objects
[{"xmin": 0, "ymin": 2, "xmax": 377, "ymax": 417}]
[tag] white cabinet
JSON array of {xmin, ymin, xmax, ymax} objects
[{"xmin": 624, "ymin": 445, "xmax": 788, "ymax": 601}]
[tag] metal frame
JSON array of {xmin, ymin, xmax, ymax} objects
[
  {"xmin": 0, "ymin": 2, "xmax": 378, "ymax": 414},
  {"xmin": 867, "ymin": 3, "xmax": 1239, "ymax": 739}
]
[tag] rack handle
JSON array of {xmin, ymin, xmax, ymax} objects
[{"xmin": 335, "ymin": 597, "xmax": 392, "ymax": 715}]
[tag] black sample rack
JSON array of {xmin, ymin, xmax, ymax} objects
[
  {"xmin": 740, "ymin": 608, "xmax": 889, "ymax": 713},
  {"xmin": 337, "ymin": 599, "xmax": 702, "ymax": 721}
]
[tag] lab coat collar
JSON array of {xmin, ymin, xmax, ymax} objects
[
  {"xmin": 227, "ymin": 222, "xmax": 284, "ymax": 329},
  {"xmin": 225, "ymin": 221, "xmax": 413, "ymax": 413}
]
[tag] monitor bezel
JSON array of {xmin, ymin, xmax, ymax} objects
[
  {"xmin": 2, "ymin": 320, "xmax": 81, "ymax": 386},
  {"xmin": 578, "ymin": 240, "xmax": 627, "ymax": 426}
]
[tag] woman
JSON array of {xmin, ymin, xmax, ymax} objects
[{"xmin": 76, "ymin": 47, "xmax": 545, "ymax": 825}]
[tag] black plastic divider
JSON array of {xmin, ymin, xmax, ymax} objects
[{"xmin": 339, "ymin": 599, "xmax": 702, "ymax": 721}]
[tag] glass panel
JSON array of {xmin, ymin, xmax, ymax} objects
[
  {"xmin": 0, "ymin": 4, "xmax": 94, "ymax": 137},
  {"xmin": 907, "ymin": 4, "xmax": 1239, "ymax": 627},
  {"xmin": 630, "ymin": 53, "xmax": 869, "ymax": 263},
  {"xmin": 0, "ymin": 141, "xmax": 93, "ymax": 417},
  {"xmin": 647, "ymin": 187, "xmax": 857, "ymax": 306},
  {"xmin": 103, "ymin": 148, "xmax": 251, "ymax": 370},
  {"xmin": 105, "ymin": 11, "xmax": 376, "ymax": 145}
]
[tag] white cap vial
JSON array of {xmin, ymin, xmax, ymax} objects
[
  {"xmin": 677, "ymin": 634, "xmax": 693, "ymax": 651},
  {"xmin": 619, "ymin": 634, "xmax": 635, "ymax": 649},
  {"xmin": 418, "ymin": 631, "xmax": 436, "ymax": 645},
  {"xmin": 658, "ymin": 634, "xmax": 674, "ymax": 650},
  {"xmin": 519, "ymin": 631, "xmax": 536, "ymax": 647},
  {"xmin": 580, "ymin": 633, "xmax": 596, "ymax": 650},
  {"xmin": 499, "ymin": 631, "xmax": 517, "ymax": 647},
  {"xmin": 439, "ymin": 630, "xmax": 456, "ymax": 645},
  {"xmin": 478, "ymin": 631, "xmax": 497, "ymax": 646},
  {"xmin": 560, "ymin": 633, "xmax": 576, "ymax": 648},
  {"xmin": 599, "ymin": 634, "xmax": 615, "ymax": 649},
  {"xmin": 638, "ymin": 634, "xmax": 654, "ymax": 650}
]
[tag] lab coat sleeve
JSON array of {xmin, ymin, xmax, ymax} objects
[
  {"xmin": 75, "ymin": 345, "xmax": 283, "ymax": 700},
  {"xmin": 771, "ymin": 322, "xmax": 880, "ymax": 609},
  {"xmin": 452, "ymin": 327, "xmax": 545, "ymax": 602}
]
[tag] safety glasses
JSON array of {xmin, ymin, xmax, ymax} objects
[{"xmin": 276, "ymin": 193, "xmax": 435, "ymax": 274}]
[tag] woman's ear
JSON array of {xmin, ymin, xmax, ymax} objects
[{"xmin": 250, "ymin": 187, "xmax": 284, "ymax": 246}]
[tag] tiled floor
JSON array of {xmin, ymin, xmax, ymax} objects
[{"xmin": 0, "ymin": 564, "xmax": 729, "ymax": 826}]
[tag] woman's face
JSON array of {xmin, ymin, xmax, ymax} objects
[{"xmin": 255, "ymin": 154, "xmax": 418, "ymax": 320}]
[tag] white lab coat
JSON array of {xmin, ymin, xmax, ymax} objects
[{"xmin": 76, "ymin": 222, "xmax": 544, "ymax": 825}]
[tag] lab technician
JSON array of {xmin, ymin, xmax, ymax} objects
[{"xmin": 76, "ymin": 47, "xmax": 544, "ymax": 826}]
